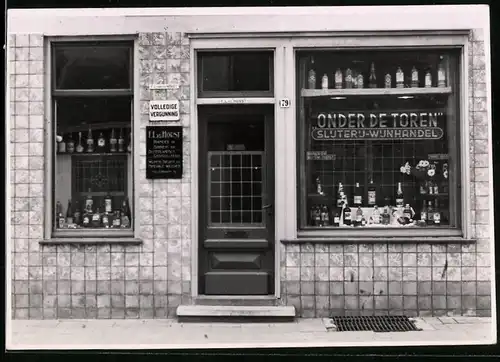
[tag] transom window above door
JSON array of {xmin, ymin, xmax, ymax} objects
[{"xmin": 197, "ymin": 50, "xmax": 274, "ymax": 98}]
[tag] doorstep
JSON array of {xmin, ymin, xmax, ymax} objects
[{"xmin": 176, "ymin": 305, "xmax": 296, "ymax": 321}]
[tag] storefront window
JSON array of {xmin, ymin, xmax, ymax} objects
[
  {"xmin": 52, "ymin": 41, "xmax": 134, "ymax": 232},
  {"xmin": 297, "ymin": 49, "xmax": 461, "ymax": 230}
]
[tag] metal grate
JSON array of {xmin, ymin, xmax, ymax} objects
[{"xmin": 330, "ymin": 316, "xmax": 420, "ymax": 332}]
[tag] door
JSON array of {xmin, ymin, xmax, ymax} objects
[{"xmin": 198, "ymin": 104, "xmax": 275, "ymax": 295}]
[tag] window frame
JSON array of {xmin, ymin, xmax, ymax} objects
[
  {"xmin": 284, "ymin": 33, "xmax": 471, "ymax": 240},
  {"xmin": 45, "ymin": 36, "xmax": 138, "ymax": 240}
]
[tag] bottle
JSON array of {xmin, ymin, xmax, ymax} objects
[
  {"xmin": 307, "ymin": 57, "xmax": 316, "ymax": 89},
  {"xmin": 382, "ymin": 206, "xmax": 391, "ymax": 225},
  {"xmin": 367, "ymin": 178, "xmax": 376, "ymax": 206},
  {"xmin": 425, "ymin": 69, "xmax": 432, "ymax": 88},
  {"xmin": 411, "ymin": 66, "xmax": 419, "ymax": 87},
  {"xmin": 58, "ymin": 134, "xmax": 66, "ymax": 154},
  {"xmin": 336, "ymin": 182, "xmax": 345, "ymax": 208},
  {"xmin": 56, "ymin": 201, "xmax": 65, "ymax": 228},
  {"xmin": 104, "ymin": 193, "xmax": 113, "ymax": 214},
  {"xmin": 355, "ymin": 206, "xmax": 363, "ymax": 227},
  {"xmin": 82, "ymin": 207, "xmax": 91, "ymax": 228},
  {"xmin": 403, "ymin": 203, "xmax": 413, "ymax": 221},
  {"xmin": 345, "ymin": 68, "xmax": 353, "ymax": 89},
  {"xmin": 97, "ymin": 132, "xmax": 106, "ymax": 152},
  {"xmin": 85, "ymin": 188, "xmax": 93, "ymax": 212},
  {"xmin": 102, "ymin": 209, "xmax": 110, "ymax": 228},
  {"xmin": 66, "ymin": 134, "xmax": 75, "ymax": 153},
  {"xmin": 343, "ymin": 203, "xmax": 352, "ymax": 226},
  {"xmin": 442, "ymin": 163, "xmax": 449, "ymax": 194},
  {"xmin": 352, "ymin": 69, "xmax": 358, "ymax": 88},
  {"xmin": 357, "ymin": 73, "xmax": 364, "ymax": 89},
  {"xmin": 109, "ymin": 129, "xmax": 117, "ymax": 152},
  {"xmin": 396, "ymin": 67, "xmax": 404, "ymax": 88},
  {"xmin": 91, "ymin": 207, "xmax": 102, "ymax": 228},
  {"xmin": 66, "ymin": 199, "xmax": 73, "ymax": 225},
  {"xmin": 384, "ymin": 73, "xmax": 392, "ymax": 88},
  {"xmin": 127, "ymin": 132, "xmax": 132, "ymax": 153},
  {"xmin": 420, "ymin": 201, "xmax": 428, "ymax": 222},
  {"xmin": 426, "ymin": 201, "xmax": 434, "ymax": 225},
  {"xmin": 76, "ymin": 132, "xmax": 84, "ymax": 153},
  {"xmin": 312, "ymin": 205, "xmax": 321, "ymax": 227},
  {"xmin": 428, "ymin": 180, "xmax": 434, "ymax": 195},
  {"xmin": 316, "ymin": 176, "xmax": 324, "ymax": 195},
  {"xmin": 437, "ymin": 56, "xmax": 446, "ymax": 87},
  {"xmin": 353, "ymin": 182, "xmax": 362, "ymax": 206},
  {"xmin": 118, "ymin": 129, "xmax": 125, "ymax": 152},
  {"xmin": 113, "ymin": 210, "xmax": 122, "ymax": 228},
  {"xmin": 333, "ymin": 211, "xmax": 340, "ymax": 227},
  {"xmin": 86, "ymin": 127, "xmax": 94, "ymax": 153},
  {"xmin": 372, "ymin": 205, "xmax": 381, "ymax": 224},
  {"xmin": 335, "ymin": 68, "xmax": 343, "ymax": 89},
  {"xmin": 369, "ymin": 62, "xmax": 377, "ymax": 88},
  {"xmin": 73, "ymin": 201, "xmax": 82, "ymax": 226},
  {"xmin": 396, "ymin": 182, "xmax": 404, "ymax": 207},
  {"xmin": 361, "ymin": 216, "xmax": 367, "ymax": 227},
  {"xmin": 321, "ymin": 205, "xmax": 330, "ymax": 226},
  {"xmin": 321, "ymin": 74, "xmax": 329, "ymax": 90},
  {"xmin": 433, "ymin": 199, "xmax": 441, "ymax": 225},
  {"xmin": 121, "ymin": 197, "xmax": 132, "ymax": 228},
  {"xmin": 420, "ymin": 181, "xmax": 428, "ymax": 195}
]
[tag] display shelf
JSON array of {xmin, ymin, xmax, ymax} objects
[{"xmin": 301, "ymin": 86, "xmax": 452, "ymax": 98}]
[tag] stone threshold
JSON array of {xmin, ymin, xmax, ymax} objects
[{"xmin": 176, "ymin": 305, "xmax": 296, "ymax": 321}]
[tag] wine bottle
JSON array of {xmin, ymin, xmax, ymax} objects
[
  {"xmin": 367, "ymin": 178, "xmax": 376, "ymax": 206},
  {"xmin": 308, "ymin": 57, "xmax": 316, "ymax": 89},
  {"xmin": 369, "ymin": 62, "xmax": 377, "ymax": 88},
  {"xmin": 91, "ymin": 207, "xmax": 102, "ymax": 228},
  {"xmin": 425, "ymin": 69, "xmax": 432, "ymax": 88},
  {"xmin": 321, "ymin": 74, "xmax": 329, "ymax": 90},
  {"xmin": 85, "ymin": 188, "xmax": 93, "ymax": 212},
  {"xmin": 102, "ymin": 207, "xmax": 110, "ymax": 229},
  {"xmin": 420, "ymin": 201, "xmax": 428, "ymax": 222},
  {"xmin": 335, "ymin": 68, "xmax": 343, "ymax": 89},
  {"xmin": 76, "ymin": 132, "xmax": 84, "ymax": 153},
  {"xmin": 97, "ymin": 132, "xmax": 106, "ymax": 152},
  {"xmin": 343, "ymin": 202, "xmax": 352, "ymax": 226},
  {"xmin": 66, "ymin": 199, "xmax": 73, "ymax": 225},
  {"xmin": 353, "ymin": 182, "xmax": 362, "ymax": 206},
  {"xmin": 121, "ymin": 197, "xmax": 132, "ymax": 228},
  {"xmin": 372, "ymin": 205, "xmax": 381, "ymax": 224},
  {"xmin": 66, "ymin": 134, "xmax": 75, "ymax": 153},
  {"xmin": 336, "ymin": 182, "xmax": 345, "ymax": 208},
  {"xmin": 109, "ymin": 129, "xmax": 117, "ymax": 152},
  {"xmin": 118, "ymin": 129, "xmax": 125, "ymax": 152},
  {"xmin": 345, "ymin": 68, "xmax": 353, "ymax": 89},
  {"xmin": 56, "ymin": 201, "xmax": 65, "ymax": 228},
  {"xmin": 356, "ymin": 73, "xmax": 364, "ymax": 89},
  {"xmin": 411, "ymin": 66, "xmax": 419, "ymax": 87},
  {"xmin": 433, "ymin": 199, "xmax": 441, "ymax": 225},
  {"xmin": 104, "ymin": 193, "xmax": 113, "ymax": 214},
  {"xmin": 396, "ymin": 182, "xmax": 404, "ymax": 207},
  {"xmin": 355, "ymin": 206, "xmax": 363, "ymax": 227},
  {"xmin": 333, "ymin": 211, "xmax": 340, "ymax": 227},
  {"xmin": 396, "ymin": 67, "xmax": 404, "ymax": 88},
  {"xmin": 58, "ymin": 134, "xmax": 66, "ymax": 154},
  {"xmin": 321, "ymin": 205, "xmax": 330, "ymax": 226},
  {"xmin": 86, "ymin": 127, "xmax": 94, "ymax": 153},
  {"xmin": 82, "ymin": 207, "xmax": 91, "ymax": 228},
  {"xmin": 73, "ymin": 201, "xmax": 82, "ymax": 226},
  {"xmin": 437, "ymin": 55, "xmax": 446, "ymax": 87},
  {"xmin": 384, "ymin": 73, "xmax": 392, "ymax": 88}
]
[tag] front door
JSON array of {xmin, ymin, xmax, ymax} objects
[{"xmin": 198, "ymin": 105, "xmax": 275, "ymax": 295}]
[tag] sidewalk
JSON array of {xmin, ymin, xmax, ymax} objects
[{"xmin": 7, "ymin": 317, "xmax": 495, "ymax": 350}]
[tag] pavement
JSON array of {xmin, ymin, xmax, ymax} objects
[{"xmin": 7, "ymin": 317, "xmax": 495, "ymax": 350}]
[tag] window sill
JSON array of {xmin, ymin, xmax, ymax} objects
[
  {"xmin": 40, "ymin": 237, "xmax": 142, "ymax": 245},
  {"xmin": 52, "ymin": 229, "xmax": 134, "ymax": 238},
  {"xmin": 281, "ymin": 237, "xmax": 476, "ymax": 244}
]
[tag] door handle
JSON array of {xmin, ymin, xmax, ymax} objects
[{"xmin": 262, "ymin": 204, "xmax": 273, "ymax": 210}]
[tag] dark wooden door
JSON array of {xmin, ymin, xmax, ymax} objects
[{"xmin": 198, "ymin": 105, "xmax": 275, "ymax": 295}]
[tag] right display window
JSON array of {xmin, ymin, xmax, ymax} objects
[{"xmin": 297, "ymin": 49, "xmax": 461, "ymax": 230}]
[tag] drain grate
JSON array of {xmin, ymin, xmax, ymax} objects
[{"xmin": 330, "ymin": 316, "xmax": 420, "ymax": 332}]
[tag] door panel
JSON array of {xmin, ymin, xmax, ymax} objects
[{"xmin": 198, "ymin": 105, "xmax": 275, "ymax": 296}]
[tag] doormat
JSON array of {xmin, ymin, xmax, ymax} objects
[{"xmin": 328, "ymin": 316, "xmax": 421, "ymax": 332}]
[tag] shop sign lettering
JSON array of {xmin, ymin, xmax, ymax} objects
[
  {"xmin": 306, "ymin": 151, "xmax": 336, "ymax": 160},
  {"xmin": 311, "ymin": 111, "xmax": 445, "ymax": 140},
  {"xmin": 149, "ymin": 100, "xmax": 180, "ymax": 122}
]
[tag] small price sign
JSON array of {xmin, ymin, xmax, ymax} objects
[{"xmin": 279, "ymin": 98, "xmax": 291, "ymax": 108}]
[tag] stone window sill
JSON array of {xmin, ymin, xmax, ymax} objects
[
  {"xmin": 281, "ymin": 237, "xmax": 476, "ymax": 244},
  {"xmin": 40, "ymin": 237, "xmax": 143, "ymax": 245}
]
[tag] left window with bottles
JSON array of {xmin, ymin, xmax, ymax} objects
[{"xmin": 52, "ymin": 41, "xmax": 134, "ymax": 233}]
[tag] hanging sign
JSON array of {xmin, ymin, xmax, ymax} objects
[
  {"xmin": 149, "ymin": 100, "xmax": 180, "ymax": 122},
  {"xmin": 146, "ymin": 126, "xmax": 183, "ymax": 179},
  {"xmin": 311, "ymin": 110, "xmax": 445, "ymax": 141}
]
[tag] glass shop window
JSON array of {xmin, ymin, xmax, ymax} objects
[
  {"xmin": 296, "ymin": 49, "xmax": 461, "ymax": 231},
  {"xmin": 52, "ymin": 41, "xmax": 134, "ymax": 233},
  {"xmin": 197, "ymin": 51, "xmax": 274, "ymax": 97}
]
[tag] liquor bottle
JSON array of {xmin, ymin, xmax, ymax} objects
[
  {"xmin": 86, "ymin": 127, "xmax": 94, "ymax": 153},
  {"xmin": 312, "ymin": 205, "xmax": 321, "ymax": 226},
  {"xmin": 102, "ymin": 208, "xmax": 110, "ymax": 228},
  {"xmin": 336, "ymin": 182, "xmax": 345, "ymax": 208},
  {"xmin": 426, "ymin": 201, "xmax": 434, "ymax": 225},
  {"xmin": 428, "ymin": 180, "xmax": 434, "ymax": 195},
  {"xmin": 321, "ymin": 205, "xmax": 330, "ymax": 226},
  {"xmin": 433, "ymin": 199, "xmax": 441, "ymax": 225},
  {"xmin": 104, "ymin": 193, "xmax": 113, "ymax": 214},
  {"xmin": 308, "ymin": 57, "xmax": 316, "ymax": 89},
  {"xmin": 369, "ymin": 62, "xmax": 377, "ymax": 88},
  {"xmin": 361, "ymin": 216, "xmax": 367, "ymax": 227},
  {"xmin": 403, "ymin": 203, "xmax": 413, "ymax": 221},
  {"xmin": 353, "ymin": 182, "xmax": 362, "ymax": 206},
  {"xmin": 345, "ymin": 68, "xmax": 353, "ymax": 89},
  {"xmin": 85, "ymin": 188, "xmax": 93, "ymax": 212},
  {"xmin": 316, "ymin": 176, "xmax": 324, "ymax": 195},
  {"xmin": 321, "ymin": 74, "xmax": 329, "ymax": 90},
  {"xmin": 382, "ymin": 206, "xmax": 391, "ymax": 225},
  {"xmin": 396, "ymin": 182, "xmax": 404, "ymax": 207},
  {"xmin": 109, "ymin": 129, "xmax": 117, "ymax": 152},
  {"xmin": 433, "ymin": 180, "xmax": 439, "ymax": 195},
  {"xmin": 113, "ymin": 210, "xmax": 122, "ymax": 228},
  {"xmin": 357, "ymin": 73, "xmax": 364, "ymax": 89},
  {"xmin": 372, "ymin": 205, "xmax": 381, "ymax": 224},
  {"xmin": 82, "ymin": 207, "xmax": 91, "ymax": 228},
  {"xmin": 335, "ymin": 68, "xmax": 343, "ymax": 89},
  {"xmin": 73, "ymin": 201, "xmax": 82, "ymax": 226},
  {"xmin": 97, "ymin": 132, "xmax": 106, "ymax": 152},
  {"xmin": 437, "ymin": 56, "xmax": 446, "ymax": 87},
  {"xmin": 56, "ymin": 201, "xmax": 65, "ymax": 228},
  {"xmin": 91, "ymin": 207, "xmax": 102, "ymax": 228},
  {"xmin": 343, "ymin": 202, "xmax": 352, "ymax": 226},
  {"xmin": 420, "ymin": 201, "xmax": 428, "ymax": 222},
  {"xmin": 76, "ymin": 132, "xmax": 84, "ymax": 153},
  {"xmin": 355, "ymin": 206, "xmax": 363, "ymax": 227},
  {"xmin": 384, "ymin": 73, "xmax": 392, "ymax": 88},
  {"xmin": 118, "ymin": 129, "xmax": 125, "ymax": 152},
  {"xmin": 121, "ymin": 197, "xmax": 132, "ymax": 228},
  {"xmin": 425, "ymin": 69, "xmax": 432, "ymax": 88},
  {"xmin": 58, "ymin": 134, "xmax": 66, "ymax": 154},
  {"xmin": 66, "ymin": 199, "xmax": 73, "ymax": 225},
  {"xmin": 127, "ymin": 132, "xmax": 132, "ymax": 153},
  {"xmin": 411, "ymin": 66, "xmax": 419, "ymax": 87},
  {"xmin": 396, "ymin": 67, "xmax": 404, "ymax": 88},
  {"xmin": 367, "ymin": 178, "xmax": 376, "ymax": 206},
  {"xmin": 66, "ymin": 134, "xmax": 75, "ymax": 153},
  {"xmin": 352, "ymin": 69, "xmax": 358, "ymax": 88},
  {"xmin": 333, "ymin": 211, "xmax": 340, "ymax": 227}
]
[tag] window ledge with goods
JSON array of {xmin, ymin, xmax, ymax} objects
[
  {"xmin": 297, "ymin": 49, "xmax": 464, "ymax": 237},
  {"xmin": 40, "ymin": 237, "xmax": 143, "ymax": 245}
]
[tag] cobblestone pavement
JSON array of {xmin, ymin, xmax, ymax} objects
[{"xmin": 7, "ymin": 317, "xmax": 494, "ymax": 350}]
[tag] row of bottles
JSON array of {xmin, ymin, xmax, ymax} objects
[
  {"xmin": 55, "ymin": 192, "xmax": 132, "ymax": 229},
  {"xmin": 307, "ymin": 58, "xmax": 447, "ymax": 90},
  {"xmin": 57, "ymin": 128, "xmax": 132, "ymax": 154},
  {"xmin": 310, "ymin": 199, "xmax": 442, "ymax": 227}
]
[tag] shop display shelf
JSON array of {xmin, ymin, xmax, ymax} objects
[{"xmin": 300, "ymin": 86, "xmax": 452, "ymax": 98}]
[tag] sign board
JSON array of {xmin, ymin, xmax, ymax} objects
[
  {"xmin": 146, "ymin": 126, "xmax": 183, "ymax": 179},
  {"xmin": 306, "ymin": 151, "xmax": 336, "ymax": 160},
  {"xmin": 149, "ymin": 84, "xmax": 180, "ymax": 90},
  {"xmin": 311, "ymin": 110, "xmax": 445, "ymax": 140},
  {"xmin": 149, "ymin": 100, "xmax": 180, "ymax": 122}
]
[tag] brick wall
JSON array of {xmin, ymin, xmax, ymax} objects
[{"xmin": 280, "ymin": 29, "xmax": 492, "ymax": 318}]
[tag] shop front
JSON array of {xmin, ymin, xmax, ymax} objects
[{"xmin": 7, "ymin": 6, "xmax": 493, "ymax": 319}]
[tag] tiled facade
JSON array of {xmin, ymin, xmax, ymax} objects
[{"xmin": 9, "ymin": 28, "xmax": 492, "ymax": 319}]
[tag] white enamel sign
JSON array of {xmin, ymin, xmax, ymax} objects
[{"xmin": 149, "ymin": 100, "xmax": 180, "ymax": 122}]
